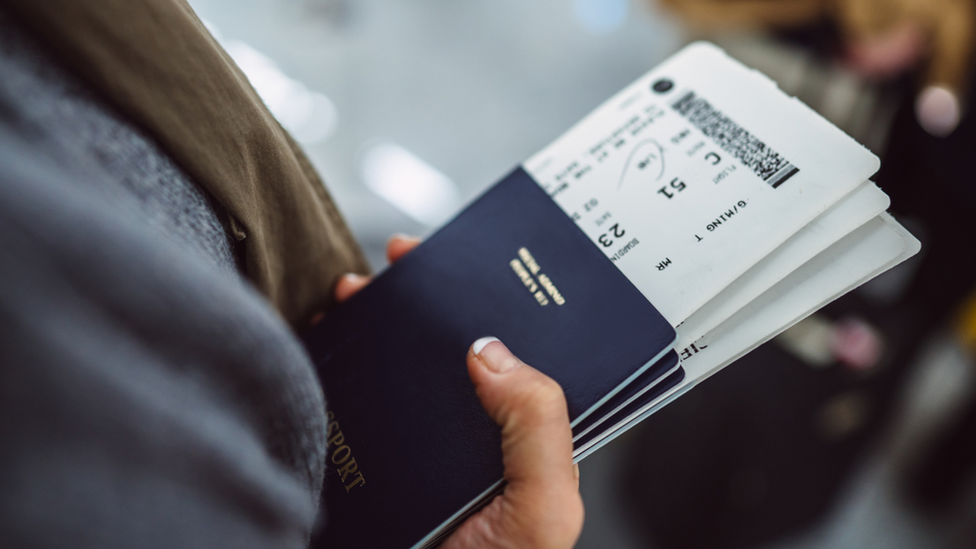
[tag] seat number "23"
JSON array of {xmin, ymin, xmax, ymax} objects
[{"xmin": 598, "ymin": 223, "xmax": 626, "ymax": 247}]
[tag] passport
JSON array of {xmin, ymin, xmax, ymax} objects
[
  {"xmin": 303, "ymin": 168, "xmax": 678, "ymax": 549},
  {"xmin": 572, "ymin": 350, "xmax": 680, "ymax": 441},
  {"xmin": 303, "ymin": 42, "xmax": 920, "ymax": 549}
]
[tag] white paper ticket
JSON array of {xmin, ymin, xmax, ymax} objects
[
  {"xmin": 677, "ymin": 180, "xmax": 890, "ymax": 343},
  {"xmin": 573, "ymin": 213, "xmax": 921, "ymax": 461},
  {"xmin": 524, "ymin": 42, "xmax": 880, "ymax": 326}
]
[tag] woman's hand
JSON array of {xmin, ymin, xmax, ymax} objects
[{"xmin": 333, "ymin": 235, "xmax": 584, "ymax": 549}]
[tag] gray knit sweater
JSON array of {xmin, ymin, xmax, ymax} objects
[{"xmin": 0, "ymin": 12, "xmax": 328, "ymax": 549}]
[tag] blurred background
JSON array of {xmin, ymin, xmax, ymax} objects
[{"xmin": 187, "ymin": 0, "xmax": 976, "ymax": 547}]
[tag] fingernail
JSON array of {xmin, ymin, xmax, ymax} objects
[
  {"xmin": 472, "ymin": 337, "xmax": 519, "ymax": 373},
  {"xmin": 341, "ymin": 273, "xmax": 367, "ymax": 284},
  {"xmin": 472, "ymin": 336, "xmax": 499, "ymax": 355},
  {"xmin": 573, "ymin": 464, "xmax": 580, "ymax": 481},
  {"xmin": 391, "ymin": 233, "xmax": 421, "ymax": 244}
]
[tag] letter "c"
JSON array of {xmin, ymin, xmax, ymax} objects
[{"xmin": 705, "ymin": 152, "xmax": 721, "ymax": 165}]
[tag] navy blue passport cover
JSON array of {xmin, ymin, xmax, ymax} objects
[
  {"xmin": 572, "ymin": 350, "xmax": 680, "ymax": 440},
  {"xmin": 303, "ymin": 168, "xmax": 676, "ymax": 549},
  {"xmin": 574, "ymin": 367, "xmax": 686, "ymax": 453}
]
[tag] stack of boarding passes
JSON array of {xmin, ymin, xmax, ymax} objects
[{"xmin": 523, "ymin": 42, "xmax": 920, "ymax": 460}]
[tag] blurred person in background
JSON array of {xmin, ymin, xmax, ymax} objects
[
  {"xmin": 617, "ymin": 1, "xmax": 976, "ymax": 549},
  {"xmin": 903, "ymin": 290, "xmax": 976, "ymax": 514},
  {"xmin": 661, "ymin": 0, "xmax": 975, "ymax": 136},
  {"xmin": 0, "ymin": 1, "xmax": 583, "ymax": 548}
]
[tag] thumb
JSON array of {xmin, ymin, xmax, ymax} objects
[
  {"xmin": 445, "ymin": 337, "xmax": 582, "ymax": 548},
  {"xmin": 468, "ymin": 337, "xmax": 576, "ymax": 489}
]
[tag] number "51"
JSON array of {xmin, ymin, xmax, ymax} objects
[{"xmin": 658, "ymin": 177, "xmax": 686, "ymax": 199}]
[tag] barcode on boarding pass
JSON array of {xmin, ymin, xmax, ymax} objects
[{"xmin": 672, "ymin": 91, "xmax": 799, "ymax": 189}]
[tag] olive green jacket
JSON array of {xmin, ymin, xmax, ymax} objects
[{"xmin": 6, "ymin": 0, "xmax": 370, "ymax": 327}]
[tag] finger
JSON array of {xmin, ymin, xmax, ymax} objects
[
  {"xmin": 460, "ymin": 337, "xmax": 584, "ymax": 547},
  {"xmin": 468, "ymin": 338, "xmax": 575, "ymax": 488},
  {"xmin": 386, "ymin": 234, "xmax": 421, "ymax": 264},
  {"xmin": 334, "ymin": 273, "xmax": 371, "ymax": 303}
]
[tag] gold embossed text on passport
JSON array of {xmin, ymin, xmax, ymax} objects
[
  {"xmin": 326, "ymin": 411, "xmax": 366, "ymax": 492},
  {"xmin": 509, "ymin": 247, "xmax": 565, "ymax": 306}
]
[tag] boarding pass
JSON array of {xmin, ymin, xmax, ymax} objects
[{"xmin": 525, "ymin": 42, "xmax": 880, "ymax": 326}]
